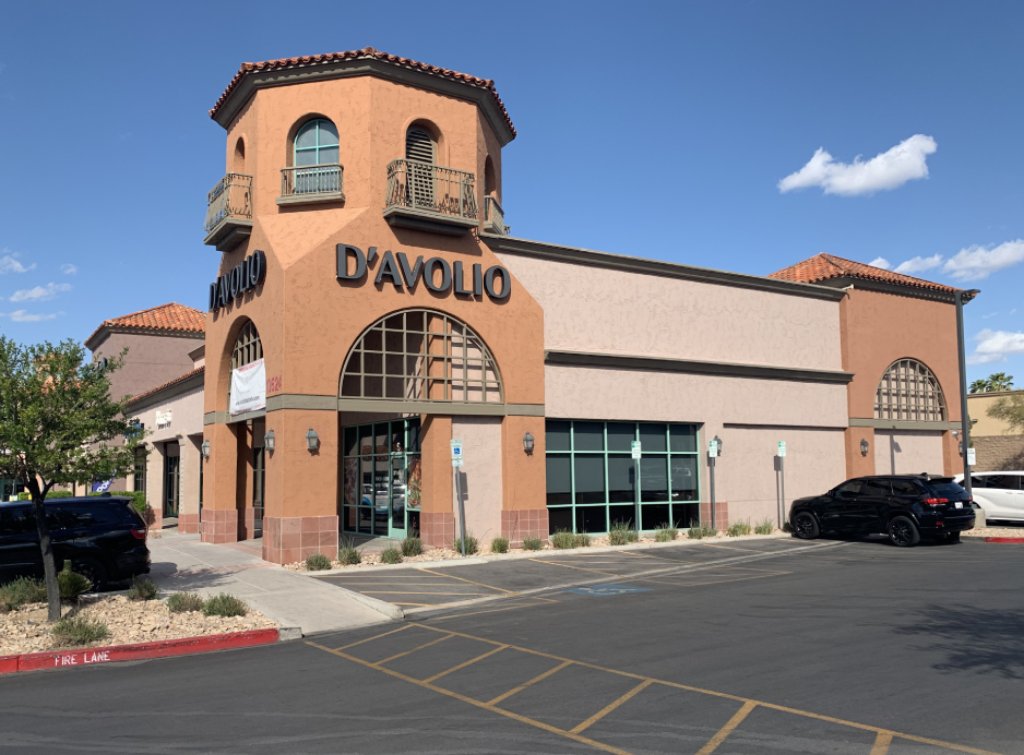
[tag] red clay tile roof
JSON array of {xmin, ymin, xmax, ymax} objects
[
  {"xmin": 127, "ymin": 366, "xmax": 205, "ymax": 407},
  {"xmin": 210, "ymin": 47, "xmax": 515, "ymax": 137},
  {"xmin": 86, "ymin": 303, "xmax": 205, "ymax": 350},
  {"xmin": 768, "ymin": 253, "xmax": 959, "ymax": 296}
]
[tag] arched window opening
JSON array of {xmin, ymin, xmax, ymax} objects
[
  {"xmin": 232, "ymin": 137, "xmax": 246, "ymax": 173},
  {"xmin": 405, "ymin": 125, "xmax": 437, "ymax": 209},
  {"xmin": 232, "ymin": 319, "xmax": 263, "ymax": 369},
  {"xmin": 484, "ymin": 156, "xmax": 497, "ymax": 196},
  {"xmin": 874, "ymin": 358, "xmax": 946, "ymax": 422},
  {"xmin": 341, "ymin": 309, "xmax": 503, "ymax": 404},
  {"xmin": 289, "ymin": 117, "xmax": 340, "ymax": 195}
]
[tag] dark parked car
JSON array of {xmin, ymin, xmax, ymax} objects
[
  {"xmin": 789, "ymin": 474, "xmax": 975, "ymax": 547},
  {"xmin": 0, "ymin": 496, "xmax": 150, "ymax": 588}
]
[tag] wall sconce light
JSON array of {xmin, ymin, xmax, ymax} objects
[
  {"xmin": 264, "ymin": 429, "xmax": 275, "ymax": 453},
  {"xmin": 713, "ymin": 434, "xmax": 724, "ymax": 456},
  {"xmin": 201, "ymin": 439, "xmax": 211, "ymax": 459},
  {"xmin": 859, "ymin": 439, "xmax": 869, "ymax": 457},
  {"xmin": 305, "ymin": 428, "xmax": 320, "ymax": 453},
  {"xmin": 523, "ymin": 431, "xmax": 535, "ymax": 455}
]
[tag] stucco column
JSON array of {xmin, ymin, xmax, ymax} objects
[
  {"xmin": 420, "ymin": 414, "xmax": 454, "ymax": 547},
  {"xmin": 201, "ymin": 422, "xmax": 240, "ymax": 544},
  {"xmin": 500, "ymin": 415, "xmax": 548, "ymax": 544},
  {"xmin": 845, "ymin": 427, "xmax": 875, "ymax": 479},
  {"xmin": 145, "ymin": 442, "xmax": 165, "ymax": 531},
  {"xmin": 178, "ymin": 435, "xmax": 202, "ymax": 533}
]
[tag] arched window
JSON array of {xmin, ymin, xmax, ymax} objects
[
  {"xmin": 290, "ymin": 118, "xmax": 340, "ymax": 194},
  {"xmin": 341, "ymin": 309, "xmax": 503, "ymax": 404},
  {"xmin": 874, "ymin": 358, "xmax": 946, "ymax": 422},
  {"xmin": 232, "ymin": 319, "xmax": 263, "ymax": 369},
  {"xmin": 405, "ymin": 125, "xmax": 437, "ymax": 209}
]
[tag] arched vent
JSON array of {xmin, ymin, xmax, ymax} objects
[{"xmin": 874, "ymin": 358, "xmax": 946, "ymax": 421}]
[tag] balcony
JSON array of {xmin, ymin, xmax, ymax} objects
[
  {"xmin": 384, "ymin": 160, "xmax": 478, "ymax": 236},
  {"xmin": 203, "ymin": 173, "xmax": 252, "ymax": 252},
  {"xmin": 481, "ymin": 196, "xmax": 509, "ymax": 235},
  {"xmin": 277, "ymin": 164, "xmax": 344, "ymax": 206}
]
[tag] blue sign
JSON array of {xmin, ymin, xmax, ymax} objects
[{"xmin": 91, "ymin": 479, "xmax": 113, "ymax": 493}]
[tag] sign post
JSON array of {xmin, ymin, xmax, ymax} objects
[
  {"xmin": 708, "ymin": 438, "xmax": 719, "ymax": 530},
  {"xmin": 775, "ymin": 441, "xmax": 787, "ymax": 529},
  {"xmin": 631, "ymin": 441, "xmax": 642, "ymax": 534},
  {"xmin": 450, "ymin": 440, "xmax": 466, "ymax": 555}
]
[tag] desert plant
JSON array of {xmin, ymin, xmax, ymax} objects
[
  {"xmin": 608, "ymin": 523, "xmax": 639, "ymax": 545},
  {"xmin": 52, "ymin": 616, "xmax": 110, "ymax": 647},
  {"xmin": 127, "ymin": 576, "xmax": 158, "ymax": 601},
  {"xmin": 380, "ymin": 547, "xmax": 403, "ymax": 564},
  {"xmin": 202, "ymin": 593, "xmax": 248, "ymax": 617},
  {"xmin": 338, "ymin": 545, "xmax": 361, "ymax": 565},
  {"xmin": 305, "ymin": 553, "xmax": 333, "ymax": 571},
  {"xmin": 401, "ymin": 537, "xmax": 423, "ymax": 557},
  {"xmin": 490, "ymin": 536, "xmax": 509, "ymax": 554},
  {"xmin": 754, "ymin": 518, "xmax": 775, "ymax": 535},
  {"xmin": 550, "ymin": 530, "xmax": 577, "ymax": 549},
  {"xmin": 0, "ymin": 576, "xmax": 47, "ymax": 612},
  {"xmin": 687, "ymin": 523, "xmax": 717, "ymax": 539},
  {"xmin": 727, "ymin": 520, "xmax": 753, "ymax": 537},
  {"xmin": 58, "ymin": 560, "xmax": 92, "ymax": 602},
  {"xmin": 453, "ymin": 536, "xmax": 478, "ymax": 555},
  {"xmin": 573, "ymin": 533, "xmax": 591, "ymax": 548},
  {"xmin": 655, "ymin": 526, "xmax": 678, "ymax": 542},
  {"xmin": 167, "ymin": 592, "xmax": 205, "ymax": 613},
  {"xmin": 523, "ymin": 537, "xmax": 544, "ymax": 551}
]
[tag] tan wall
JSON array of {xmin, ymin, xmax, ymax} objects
[
  {"xmin": 93, "ymin": 332, "xmax": 201, "ymax": 402},
  {"xmin": 873, "ymin": 431, "xmax": 945, "ymax": 475},
  {"xmin": 974, "ymin": 436, "xmax": 1024, "ymax": 470},
  {"xmin": 968, "ymin": 391, "xmax": 1022, "ymax": 436},
  {"xmin": 453, "ymin": 417, "xmax": 503, "ymax": 545}
]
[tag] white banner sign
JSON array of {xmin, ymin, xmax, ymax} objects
[{"xmin": 229, "ymin": 358, "xmax": 266, "ymax": 416}]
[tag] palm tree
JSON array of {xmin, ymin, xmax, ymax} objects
[
  {"xmin": 969, "ymin": 378, "xmax": 991, "ymax": 394},
  {"xmin": 970, "ymin": 373, "xmax": 1015, "ymax": 393}
]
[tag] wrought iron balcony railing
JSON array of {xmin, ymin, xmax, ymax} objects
[
  {"xmin": 385, "ymin": 160, "xmax": 478, "ymax": 230},
  {"xmin": 279, "ymin": 164, "xmax": 344, "ymax": 203},
  {"xmin": 482, "ymin": 195, "xmax": 509, "ymax": 235},
  {"xmin": 204, "ymin": 173, "xmax": 253, "ymax": 251}
]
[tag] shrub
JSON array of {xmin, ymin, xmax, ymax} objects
[
  {"xmin": 608, "ymin": 523, "xmax": 639, "ymax": 546},
  {"xmin": 202, "ymin": 593, "xmax": 248, "ymax": 617},
  {"xmin": 655, "ymin": 526, "xmax": 678, "ymax": 542},
  {"xmin": 550, "ymin": 530, "xmax": 577, "ymax": 549},
  {"xmin": 305, "ymin": 553, "xmax": 333, "ymax": 571},
  {"xmin": 687, "ymin": 524, "xmax": 716, "ymax": 540},
  {"xmin": 167, "ymin": 592, "xmax": 205, "ymax": 613},
  {"xmin": 58, "ymin": 561, "xmax": 92, "ymax": 602},
  {"xmin": 45, "ymin": 489, "xmax": 74, "ymax": 499},
  {"xmin": 52, "ymin": 616, "xmax": 110, "ymax": 647},
  {"xmin": 490, "ymin": 537, "xmax": 509, "ymax": 554},
  {"xmin": 453, "ymin": 536, "xmax": 478, "ymax": 555},
  {"xmin": 573, "ymin": 533, "xmax": 591, "ymax": 548},
  {"xmin": 380, "ymin": 547, "xmax": 403, "ymax": 564},
  {"xmin": 0, "ymin": 577, "xmax": 47, "ymax": 612},
  {"xmin": 523, "ymin": 537, "xmax": 544, "ymax": 551},
  {"xmin": 727, "ymin": 520, "xmax": 753, "ymax": 537},
  {"xmin": 338, "ymin": 546, "xmax": 361, "ymax": 565},
  {"xmin": 127, "ymin": 576, "xmax": 158, "ymax": 601},
  {"xmin": 754, "ymin": 518, "xmax": 775, "ymax": 535},
  {"xmin": 401, "ymin": 537, "xmax": 423, "ymax": 557}
]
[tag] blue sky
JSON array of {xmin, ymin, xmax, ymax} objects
[{"xmin": 1, "ymin": 1, "xmax": 1021, "ymax": 385}]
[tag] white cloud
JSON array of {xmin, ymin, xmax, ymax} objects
[
  {"xmin": 942, "ymin": 239, "xmax": 1024, "ymax": 281},
  {"xmin": 9, "ymin": 282, "xmax": 71, "ymax": 302},
  {"xmin": 5, "ymin": 309, "xmax": 60, "ymax": 323},
  {"xmin": 60, "ymin": 263, "xmax": 78, "ymax": 275},
  {"xmin": 868, "ymin": 257, "xmax": 891, "ymax": 269},
  {"xmin": 778, "ymin": 134, "xmax": 937, "ymax": 196},
  {"xmin": 0, "ymin": 253, "xmax": 34, "ymax": 274},
  {"xmin": 968, "ymin": 328, "xmax": 1024, "ymax": 365},
  {"xmin": 894, "ymin": 254, "xmax": 943, "ymax": 275}
]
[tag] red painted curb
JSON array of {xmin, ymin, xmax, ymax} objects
[
  {"xmin": 984, "ymin": 537, "xmax": 1024, "ymax": 544},
  {"xmin": 0, "ymin": 627, "xmax": 280, "ymax": 675}
]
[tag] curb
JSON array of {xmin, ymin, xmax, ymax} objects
[
  {"xmin": 983, "ymin": 537, "xmax": 1024, "ymax": 543},
  {"xmin": 0, "ymin": 627, "xmax": 283, "ymax": 675}
]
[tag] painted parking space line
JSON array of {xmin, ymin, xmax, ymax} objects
[
  {"xmin": 487, "ymin": 659, "xmax": 574, "ymax": 705},
  {"xmin": 871, "ymin": 731, "xmax": 893, "ymax": 755},
  {"xmin": 527, "ymin": 558, "xmax": 620, "ymax": 576},
  {"xmin": 696, "ymin": 700, "xmax": 757, "ymax": 754},
  {"xmin": 570, "ymin": 679, "xmax": 652, "ymax": 734},
  {"xmin": 417, "ymin": 567, "xmax": 516, "ymax": 595}
]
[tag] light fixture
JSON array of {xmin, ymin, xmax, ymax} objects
[
  {"xmin": 305, "ymin": 428, "xmax": 320, "ymax": 453},
  {"xmin": 201, "ymin": 439, "xmax": 211, "ymax": 459},
  {"xmin": 264, "ymin": 429, "xmax": 275, "ymax": 453},
  {"xmin": 523, "ymin": 431, "xmax": 535, "ymax": 455},
  {"xmin": 713, "ymin": 434, "xmax": 723, "ymax": 456},
  {"xmin": 859, "ymin": 439, "xmax": 869, "ymax": 457}
]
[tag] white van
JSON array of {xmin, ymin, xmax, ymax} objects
[{"xmin": 955, "ymin": 472, "xmax": 1024, "ymax": 523}]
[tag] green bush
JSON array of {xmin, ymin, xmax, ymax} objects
[
  {"xmin": 202, "ymin": 593, "xmax": 248, "ymax": 617},
  {"xmin": 727, "ymin": 520, "xmax": 753, "ymax": 537},
  {"xmin": 573, "ymin": 533, "xmax": 591, "ymax": 548},
  {"xmin": 655, "ymin": 526, "xmax": 678, "ymax": 542},
  {"xmin": 305, "ymin": 553, "xmax": 333, "ymax": 571},
  {"xmin": 608, "ymin": 523, "xmax": 639, "ymax": 546},
  {"xmin": 687, "ymin": 524, "xmax": 717, "ymax": 539},
  {"xmin": 754, "ymin": 518, "xmax": 775, "ymax": 535},
  {"xmin": 167, "ymin": 592, "xmax": 205, "ymax": 613},
  {"xmin": 453, "ymin": 536, "xmax": 478, "ymax": 555},
  {"xmin": 401, "ymin": 537, "xmax": 423, "ymax": 557},
  {"xmin": 52, "ymin": 616, "xmax": 110, "ymax": 647},
  {"xmin": 338, "ymin": 546, "xmax": 361, "ymax": 565},
  {"xmin": 551, "ymin": 530, "xmax": 576, "ymax": 549},
  {"xmin": 523, "ymin": 537, "xmax": 544, "ymax": 551},
  {"xmin": 58, "ymin": 561, "xmax": 92, "ymax": 601},
  {"xmin": 490, "ymin": 537, "xmax": 509, "ymax": 554},
  {"xmin": 0, "ymin": 577, "xmax": 47, "ymax": 612},
  {"xmin": 127, "ymin": 576, "xmax": 158, "ymax": 601},
  {"xmin": 45, "ymin": 489, "xmax": 74, "ymax": 499},
  {"xmin": 380, "ymin": 547, "xmax": 403, "ymax": 564}
]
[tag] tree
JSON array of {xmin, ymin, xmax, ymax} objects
[
  {"xmin": 969, "ymin": 373, "xmax": 1015, "ymax": 394},
  {"xmin": 989, "ymin": 393, "xmax": 1024, "ymax": 434},
  {"xmin": 0, "ymin": 338, "xmax": 140, "ymax": 621}
]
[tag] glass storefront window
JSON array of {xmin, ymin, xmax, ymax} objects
[{"xmin": 342, "ymin": 418, "xmax": 421, "ymax": 538}]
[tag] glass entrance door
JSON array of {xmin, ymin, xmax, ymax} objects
[
  {"xmin": 342, "ymin": 418, "xmax": 421, "ymax": 539},
  {"xmin": 163, "ymin": 442, "xmax": 180, "ymax": 518}
]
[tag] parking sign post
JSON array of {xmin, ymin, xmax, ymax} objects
[
  {"xmin": 775, "ymin": 441, "xmax": 787, "ymax": 529},
  {"xmin": 451, "ymin": 440, "xmax": 466, "ymax": 555}
]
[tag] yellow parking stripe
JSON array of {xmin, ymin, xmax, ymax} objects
[
  {"xmin": 696, "ymin": 700, "xmax": 757, "ymax": 754},
  {"xmin": 376, "ymin": 632, "xmax": 454, "ymax": 665},
  {"xmin": 528, "ymin": 558, "xmax": 618, "ymax": 576},
  {"xmin": 361, "ymin": 590, "xmax": 485, "ymax": 597},
  {"xmin": 570, "ymin": 679, "xmax": 652, "ymax": 734},
  {"xmin": 871, "ymin": 731, "xmax": 893, "ymax": 755},
  {"xmin": 333, "ymin": 624, "xmax": 412, "ymax": 651},
  {"xmin": 423, "ymin": 644, "xmax": 509, "ymax": 683},
  {"xmin": 417, "ymin": 567, "xmax": 517, "ymax": 595},
  {"xmin": 426, "ymin": 598, "xmax": 561, "ymax": 623},
  {"xmin": 487, "ymin": 660, "xmax": 573, "ymax": 705}
]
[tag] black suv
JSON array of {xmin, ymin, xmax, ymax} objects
[
  {"xmin": 0, "ymin": 496, "xmax": 151, "ymax": 588},
  {"xmin": 789, "ymin": 475, "xmax": 975, "ymax": 547}
]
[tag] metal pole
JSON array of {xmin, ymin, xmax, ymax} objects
[
  {"xmin": 955, "ymin": 289, "xmax": 979, "ymax": 500},
  {"xmin": 780, "ymin": 457, "xmax": 785, "ymax": 529},
  {"xmin": 708, "ymin": 454, "xmax": 717, "ymax": 530},
  {"xmin": 633, "ymin": 457, "xmax": 641, "ymax": 535},
  {"xmin": 454, "ymin": 469, "xmax": 466, "ymax": 555}
]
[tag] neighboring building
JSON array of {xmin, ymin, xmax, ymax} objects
[{"xmin": 967, "ymin": 389, "xmax": 1024, "ymax": 470}]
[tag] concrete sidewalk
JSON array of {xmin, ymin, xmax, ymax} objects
[{"xmin": 147, "ymin": 531, "xmax": 399, "ymax": 636}]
